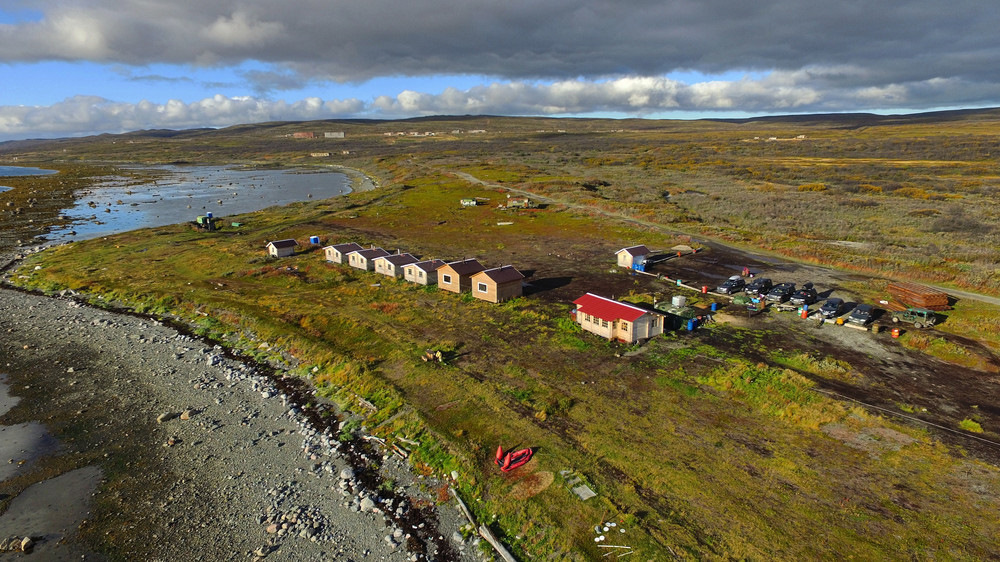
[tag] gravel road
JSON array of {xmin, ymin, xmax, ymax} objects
[{"xmin": 0, "ymin": 250, "xmax": 482, "ymax": 561}]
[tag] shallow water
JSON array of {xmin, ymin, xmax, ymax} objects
[
  {"xmin": 0, "ymin": 165, "xmax": 57, "ymax": 193},
  {"xmin": 44, "ymin": 165, "xmax": 350, "ymax": 242}
]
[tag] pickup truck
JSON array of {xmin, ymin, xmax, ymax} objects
[{"xmin": 891, "ymin": 307, "xmax": 937, "ymax": 329}]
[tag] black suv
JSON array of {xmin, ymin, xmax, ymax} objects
[
  {"xmin": 745, "ymin": 277, "xmax": 773, "ymax": 295},
  {"xmin": 819, "ymin": 298, "xmax": 844, "ymax": 319},
  {"xmin": 848, "ymin": 303, "xmax": 874, "ymax": 325},
  {"xmin": 716, "ymin": 276, "xmax": 745, "ymax": 294},
  {"xmin": 765, "ymin": 282, "xmax": 796, "ymax": 302},
  {"xmin": 789, "ymin": 285, "xmax": 818, "ymax": 306}
]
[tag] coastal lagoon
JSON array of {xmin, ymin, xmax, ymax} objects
[
  {"xmin": 0, "ymin": 165, "xmax": 58, "ymax": 193},
  {"xmin": 44, "ymin": 165, "xmax": 350, "ymax": 242}
]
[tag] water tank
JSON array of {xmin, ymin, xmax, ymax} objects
[
  {"xmin": 206, "ymin": 211, "xmax": 213, "ymax": 218},
  {"xmin": 671, "ymin": 295, "xmax": 687, "ymax": 308},
  {"xmin": 309, "ymin": 236, "xmax": 320, "ymax": 244}
]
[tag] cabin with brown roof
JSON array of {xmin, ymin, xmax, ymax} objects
[
  {"xmin": 616, "ymin": 245, "xmax": 650, "ymax": 269},
  {"xmin": 373, "ymin": 253, "xmax": 419, "ymax": 278},
  {"xmin": 572, "ymin": 293, "xmax": 664, "ymax": 343},
  {"xmin": 323, "ymin": 242, "xmax": 363, "ymax": 264},
  {"xmin": 403, "ymin": 259, "xmax": 446, "ymax": 285},
  {"xmin": 346, "ymin": 247, "xmax": 390, "ymax": 271},
  {"xmin": 471, "ymin": 266, "xmax": 525, "ymax": 303},
  {"xmin": 266, "ymin": 239, "xmax": 298, "ymax": 258},
  {"xmin": 436, "ymin": 259, "xmax": 486, "ymax": 293}
]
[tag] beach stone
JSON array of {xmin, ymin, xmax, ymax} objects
[
  {"xmin": 360, "ymin": 497, "xmax": 375, "ymax": 512},
  {"xmin": 339, "ymin": 467, "xmax": 354, "ymax": 480},
  {"xmin": 19, "ymin": 537, "xmax": 33, "ymax": 552},
  {"xmin": 156, "ymin": 412, "xmax": 177, "ymax": 424}
]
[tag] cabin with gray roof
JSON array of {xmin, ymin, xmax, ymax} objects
[
  {"xmin": 470, "ymin": 265, "xmax": 525, "ymax": 303},
  {"xmin": 615, "ymin": 245, "xmax": 650, "ymax": 269},
  {"xmin": 266, "ymin": 239, "xmax": 298, "ymax": 258},
  {"xmin": 373, "ymin": 253, "xmax": 419, "ymax": 278},
  {"xmin": 403, "ymin": 259, "xmax": 446, "ymax": 285},
  {"xmin": 436, "ymin": 259, "xmax": 486, "ymax": 293},
  {"xmin": 346, "ymin": 247, "xmax": 390, "ymax": 271},
  {"xmin": 323, "ymin": 242, "xmax": 363, "ymax": 264}
]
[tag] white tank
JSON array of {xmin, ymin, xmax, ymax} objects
[{"xmin": 671, "ymin": 295, "xmax": 687, "ymax": 308}]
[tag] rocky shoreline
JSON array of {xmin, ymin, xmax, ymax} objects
[{"xmin": 0, "ymin": 249, "xmax": 482, "ymax": 561}]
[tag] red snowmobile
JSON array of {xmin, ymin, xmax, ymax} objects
[{"xmin": 495, "ymin": 445, "xmax": 533, "ymax": 472}]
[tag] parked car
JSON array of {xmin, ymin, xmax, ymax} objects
[
  {"xmin": 790, "ymin": 286, "xmax": 818, "ymax": 306},
  {"xmin": 717, "ymin": 275, "xmax": 745, "ymax": 294},
  {"xmin": 847, "ymin": 303, "xmax": 874, "ymax": 325},
  {"xmin": 765, "ymin": 282, "xmax": 796, "ymax": 302},
  {"xmin": 745, "ymin": 277, "xmax": 773, "ymax": 295},
  {"xmin": 819, "ymin": 298, "xmax": 844, "ymax": 319}
]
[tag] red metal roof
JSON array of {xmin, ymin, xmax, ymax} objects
[{"xmin": 573, "ymin": 293, "xmax": 650, "ymax": 322}]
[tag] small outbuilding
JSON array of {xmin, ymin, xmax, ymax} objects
[
  {"xmin": 572, "ymin": 293, "xmax": 665, "ymax": 343},
  {"xmin": 346, "ymin": 247, "xmax": 390, "ymax": 271},
  {"xmin": 616, "ymin": 245, "xmax": 650, "ymax": 269},
  {"xmin": 437, "ymin": 259, "xmax": 486, "ymax": 293},
  {"xmin": 403, "ymin": 259, "xmax": 446, "ymax": 285},
  {"xmin": 470, "ymin": 266, "xmax": 525, "ymax": 303},
  {"xmin": 266, "ymin": 239, "xmax": 298, "ymax": 258},
  {"xmin": 373, "ymin": 253, "xmax": 420, "ymax": 278},
  {"xmin": 324, "ymin": 242, "xmax": 364, "ymax": 264}
]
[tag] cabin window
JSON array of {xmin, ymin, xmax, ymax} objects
[
  {"xmin": 622, "ymin": 323, "xmax": 629, "ymax": 332},
  {"xmin": 651, "ymin": 318, "xmax": 658, "ymax": 327},
  {"xmin": 418, "ymin": 271, "xmax": 424, "ymax": 279},
  {"xmin": 477, "ymin": 282, "xmax": 488, "ymax": 293},
  {"xmin": 601, "ymin": 319, "xmax": 609, "ymax": 328},
  {"xmin": 442, "ymin": 274, "xmax": 452, "ymax": 284}
]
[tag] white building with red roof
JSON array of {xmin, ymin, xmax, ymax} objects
[{"xmin": 572, "ymin": 293, "xmax": 665, "ymax": 343}]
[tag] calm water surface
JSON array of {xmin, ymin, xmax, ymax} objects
[
  {"xmin": 0, "ymin": 165, "xmax": 58, "ymax": 193},
  {"xmin": 45, "ymin": 165, "xmax": 350, "ymax": 242}
]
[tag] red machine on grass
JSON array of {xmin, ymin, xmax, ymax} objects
[{"xmin": 495, "ymin": 445, "xmax": 533, "ymax": 472}]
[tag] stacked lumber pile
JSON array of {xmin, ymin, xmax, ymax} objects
[{"xmin": 887, "ymin": 282, "xmax": 950, "ymax": 310}]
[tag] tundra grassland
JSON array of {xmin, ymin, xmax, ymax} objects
[{"xmin": 4, "ymin": 113, "xmax": 1000, "ymax": 559}]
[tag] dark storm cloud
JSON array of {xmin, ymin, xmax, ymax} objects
[{"xmin": 2, "ymin": 0, "xmax": 998, "ymax": 84}]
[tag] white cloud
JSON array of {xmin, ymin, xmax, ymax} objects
[{"xmin": 2, "ymin": 71, "xmax": 1000, "ymax": 141}]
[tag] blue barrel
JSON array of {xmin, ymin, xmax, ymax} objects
[
  {"xmin": 686, "ymin": 318, "xmax": 697, "ymax": 331},
  {"xmin": 309, "ymin": 236, "xmax": 320, "ymax": 244},
  {"xmin": 676, "ymin": 279, "xmax": 682, "ymax": 287},
  {"xmin": 710, "ymin": 302, "xmax": 718, "ymax": 312},
  {"xmin": 206, "ymin": 211, "xmax": 213, "ymax": 218}
]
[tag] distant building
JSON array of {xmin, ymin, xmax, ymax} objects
[
  {"xmin": 292, "ymin": 132, "xmax": 315, "ymax": 139},
  {"xmin": 311, "ymin": 152, "xmax": 331, "ymax": 157},
  {"xmin": 325, "ymin": 132, "xmax": 345, "ymax": 139},
  {"xmin": 266, "ymin": 239, "xmax": 298, "ymax": 258}
]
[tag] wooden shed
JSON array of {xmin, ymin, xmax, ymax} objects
[
  {"xmin": 373, "ymin": 253, "xmax": 419, "ymax": 278},
  {"xmin": 437, "ymin": 259, "xmax": 486, "ymax": 293},
  {"xmin": 616, "ymin": 245, "xmax": 650, "ymax": 269},
  {"xmin": 266, "ymin": 239, "xmax": 298, "ymax": 258},
  {"xmin": 572, "ymin": 293, "xmax": 665, "ymax": 343},
  {"xmin": 471, "ymin": 266, "xmax": 525, "ymax": 303},
  {"xmin": 403, "ymin": 259, "xmax": 446, "ymax": 285},
  {"xmin": 323, "ymin": 242, "xmax": 363, "ymax": 264},
  {"xmin": 346, "ymin": 247, "xmax": 390, "ymax": 271}
]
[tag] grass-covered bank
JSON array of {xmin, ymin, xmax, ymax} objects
[{"xmin": 8, "ymin": 174, "xmax": 1000, "ymax": 560}]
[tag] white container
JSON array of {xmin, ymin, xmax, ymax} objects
[{"xmin": 671, "ymin": 295, "xmax": 687, "ymax": 308}]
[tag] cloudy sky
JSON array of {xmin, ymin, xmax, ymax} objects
[{"xmin": 1, "ymin": 0, "xmax": 999, "ymax": 141}]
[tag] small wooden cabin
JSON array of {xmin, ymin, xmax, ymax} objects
[
  {"xmin": 266, "ymin": 239, "xmax": 298, "ymax": 258},
  {"xmin": 403, "ymin": 259, "xmax": 446, "ymax": 285},
  {"xmin": 615, "ymin": 245, "xmax": 650, "ymax": 269},
  {"xmin": 323, "ymin": 242, "xmax": 363, "ymax": 263},
  {"xmin": 373, "ymin": 253, "xmax": 419, "ymax": 278},
  {"xmin": 470, "ymin": 266, "xmax": 525, "ymax": 303},
  {"xmin": 346, "ymin": 247, "xmax": 390, "ymax": 271},
  {"xmin": 572, "ymin": 293, "xmax": 665, "ymax": 343},
  {"xmin": 436, "ymin": 259, "xmax": 486, "ymax": 293}
]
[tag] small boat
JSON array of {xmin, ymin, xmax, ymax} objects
[{"xmin": 494, "ymin": 445, "xmax": 533, "ymax": 472}]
